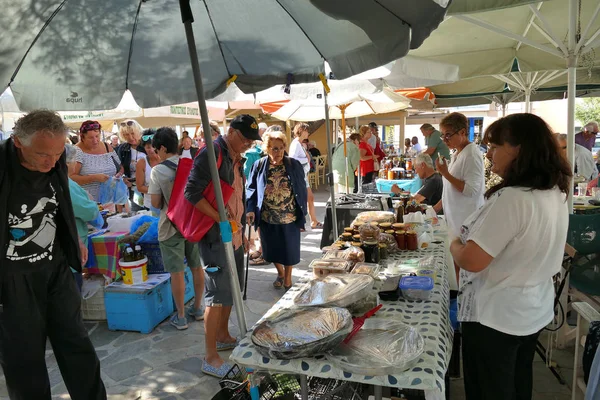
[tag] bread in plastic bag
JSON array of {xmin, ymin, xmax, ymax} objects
[
  {"xmin": 327, "ymin": 319, "xmax": 424, "ymax": 375},
  {"xmin": 351, "ymin": 211, "xmax": 395, "ymax": 226},
  {"xmin": 343, "ymin": 246, "xmax": 365, "ymax": 265},
  {"xmin": 294, "ymin": 274, "xmax": 374, "ymax": 308},
  {"xmin": 251, "ymin": 307, "xmax": 353, "ymax": 359},
  {"xmin": 358, "ymin": 222, "xmax": 380, "ymax": 243},
  {"xmin": 378, "ymin": 233, "xmax": 398, "ymax": 253}
]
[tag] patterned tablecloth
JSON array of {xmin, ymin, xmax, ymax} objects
[
  {"xmin": 231, "ymin": 233, "xmax": 453, "ymax": 400},
  {"xmin": 84, "ymin": 231, "xmax": 128, "ymax": 279}
]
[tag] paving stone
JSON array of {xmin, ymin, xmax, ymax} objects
[
  {"xmin": 105, "ymin": 358, "xmax": 153, "ymax": 382},
  {"xmin": 118, "ymin": 368, "xmax": 201, "ymax": 391},
  {"xmin": 101, "ymin": 339, "xmax": 153, "ymax": 366},
  {"xmin": 168, "ymin": 357, "xmax": 204, "ymax": 375},
  {"xmin": 89, "ymin": 327, "xmax": 125, "ymax": 348},
  {"xmin": 153, "ymin": 335, "xmax": 203, "ymax": 352},
  {"xmin": 179, "ymin": 376, "xmax": 221, "ymax": 400}
]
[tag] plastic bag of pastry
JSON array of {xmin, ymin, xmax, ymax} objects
[
  {"xmin": 351, "ymin": 211, "xmax": 396, "ymax": 226},
  {"xmin": 327, "ymin": 319, "xmax": 424, "ymax": 375},
  {"xmin": 251, "ymin": 307, "xmax": 353, "ymax": 359},
  {"xmin": 378, "ymin": 233, "xmax": 398, "ymax": 253},
  {"xmin": 343, "ymin": 246, "xmax": 365, "ymax": 265},
  {"xmin": 358, "ymin": 221, "xmax": 381, "ymax": 243},
  {"xmin": 310, "ymin": 259, "xmax": 352, "ymax": 278},
  {"xmin": 294, "ymin": 274, "xmax": 374, "ymax": 308}
]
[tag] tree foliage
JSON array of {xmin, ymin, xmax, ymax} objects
[{"xmin": 575, "ymin": 98, "xmax": 600, "ymax": 126}]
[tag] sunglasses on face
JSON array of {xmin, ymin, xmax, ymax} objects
[
  {"xmin": 120, "ymin": 121, "xmax": 135, "ymax": 127},
  {"xmin": 82, "ymin": 122, "xmax": 100, "ymax": 132}
]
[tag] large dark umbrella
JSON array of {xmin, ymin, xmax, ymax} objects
[{"xmin": 1, "ymin": 0, "xmax": 451, "ymax": 335}]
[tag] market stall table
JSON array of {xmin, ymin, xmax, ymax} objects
[
  {"xmin": 231, "ymin": 230, "xmax": 453, "ymax": 400},
  {"xmin": 84, "ymin": 230, "xmax": 128, "ymax": 280},
  {"xmin": 320, "ymin": 194, "xmax": 391, "ymax": 248}
]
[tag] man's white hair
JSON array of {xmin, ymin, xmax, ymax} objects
[
  {"xmin": 584, "ymin": 121, "xmax": 598, "ymax": 132},
  {"xmin": 415, "ymin": 152, "xmax": 434, "ymax": 169}
]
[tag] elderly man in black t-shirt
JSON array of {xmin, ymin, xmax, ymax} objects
[
  {"xmin": 392, "ymin": 153, "xmax": 442, "ymax": 205},
  {"xmin": 0, "ymin": 110, "xmax": 106, "ymax": 399}
]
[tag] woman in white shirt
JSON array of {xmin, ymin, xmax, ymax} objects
[
  {"xmin": 289, "ymin": 123, "xmax": 322, "ymax": 229},
  {"xmin": 450, "ymin": 113, "xmax": 572, "ymax": 400},
  {"xmin": 135, "ymin": 131, "xmax": 161, "ymax": 211}
]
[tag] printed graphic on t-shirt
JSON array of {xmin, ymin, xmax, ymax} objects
[{"xmin": 6, "ymin": 183, "xmax": 58, "ymax": 263}]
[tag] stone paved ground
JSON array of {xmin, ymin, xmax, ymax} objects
[{"xmin": 0, "ymin": 189, "xmax": 581, "ymax": 399}]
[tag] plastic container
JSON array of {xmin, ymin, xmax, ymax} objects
[
  {"xmin": 351, "ymin": 262, "xmax": 380, "ymax": 278},
  {"xmin": 118, "ymin": 256, "xmax": 149, "ymax": 285},
  {"xmin": 417, "ymin": 268, "xmax": 436, "ymax": 283},
  {"xmin": 81, "ymin": 286, "xmax": 107, "ymax": 320},
  {"xmin": 399, "ymin": 276, "xmax": 434, "ymax": 301},
  {"xmin": 172, "ymin": 267, "xmax": 195, "ymax": 310},
  {"xmin": 141, "ymin": 241, "xmax": 164, "ymax": 274},
  {"xmin": 309, "ymin": 259, "xmax": 352, "ymax": 278},
  {"xmin": 104, "ymin": 273, "xmax": 174, "ymax": 333}
]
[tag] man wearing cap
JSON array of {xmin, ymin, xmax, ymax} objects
[{"xmin": 185, "ymin": 114, "xmax": 260, "ymax": 378}]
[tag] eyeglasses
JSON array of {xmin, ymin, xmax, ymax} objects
[
  {"xmin": 442, "ymin": 130, "xmax": 461, "ymax": 140},
  {"xmin": 120, "ymin": 121, "xmax": 135, "ymax": 127},
  {"xmin": 235, "ymin": 130, "xmax": 253, "ymax": 145},
  {"xmin": 270, "ymin": 146, "xmax": 285, "ymax": 153},
  {"xmin": 81, "ymin": 122, "xmax": 100, "ymax": 132},
  {"xmin": 141, "ymin": 134, "xmax": 154, "ymax": 141}
]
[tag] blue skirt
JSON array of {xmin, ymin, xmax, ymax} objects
[{"xmin": 259, "ymin": 220, "xmax": 301, "ymax": 266}]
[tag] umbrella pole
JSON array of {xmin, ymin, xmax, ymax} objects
[
  {"xmin": 179, "ymin": 0, "xmax": 247, "ymax": 334},
  {"xmin": 340, "ymin": 106, "xmax": 349, "ymax": 194},
  {"xmin": 323, "ymin": 85, "xmax": 339, "ymax": 241}
]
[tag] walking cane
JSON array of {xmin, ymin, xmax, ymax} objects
[{"xmin": 243, "ymin": 224, "xmax": 252, "ymax": 300}]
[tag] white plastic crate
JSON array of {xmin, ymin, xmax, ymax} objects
[{"xmin": 81, "ymin": 286, "xmax": 107, "ymax": 321}]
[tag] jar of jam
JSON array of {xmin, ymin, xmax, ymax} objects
[
  {"xmin": 351, "ymin": 241, "xmax": 362, "ymax": 248},
  {"xmin": 379, "ymin": 243, "xmax": 388, "ymax": 260},
  {"xmin": 379, "ymin": 222, "xmax": 392, "ymax": 231},
  {"xmin": 387, "ymin": 169, "xmax": 395, "ymax": 180},
  {"xmin": 384, "ymin": 229, "xmax": 395, "ymax": 235},
  {"xmin": 406, "ymin": 231, "xmax": 418, "ymax": 251},
  {"xmin": 406, "ymin": 159, "xmax": 413, "ymax": 171},
  {"xmin": 395, "ymin": 230, "xmax": 406, "ymax": 250},
  {"xmin": 341, "ymin": 232, "xmax": 353, "ymax": 242},
  {"xmin": 344, "ymin": 227, "xmax": 354, "ymax": 233},
  {"xmin": 361, "ymin": 241, "xmax": 380, "ymax": 264},
  {"xmin": 352, "ymin": 234, "xmax": 362, "ymax": 242}
]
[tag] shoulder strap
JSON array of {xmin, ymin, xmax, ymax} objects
[{"xmin": 161, "ymin": 159, "xmax": 178, "ymax": 171}]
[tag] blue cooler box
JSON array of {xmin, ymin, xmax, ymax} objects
[
  {"xmin": 172, "ymin": 267, "xmax": 195, "ymax": 309},
  {"xmin": 105, "ymin": 273, "xmax": 174, "ymax": 334}
]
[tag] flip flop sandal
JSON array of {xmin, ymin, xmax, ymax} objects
[
  {"xmin": 201, "ymin": 359, "xmax": 233, "ymax": 379},
  {"xmin": 273, "ymin": 276, "xmax": 284, "ymax": 289},
  {"xmin": 249, "ymin": 250, "xmax": 262, "ymax": 260},
  {"xmin": 250, "ymin": 257, "xmax": 268, "ymax": 265},
  {"xmin": 311, "ymin": 222, "xmax": 324, "ymax": 229},
  {"xmin": 284, "ymin": 285, "xmax": 293, "ymax": 292}
]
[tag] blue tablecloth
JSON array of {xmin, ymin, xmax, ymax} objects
[{"xmin": 376, "ymin": 178, "xmax": 422, "ymax": 194}]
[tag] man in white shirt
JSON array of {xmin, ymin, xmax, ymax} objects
[
  {"xmin": 557, "ymin": 134, "xmax": 596, "ymax": 181},
  {"xmin": 411, "ymin": 136, "xmax": 423, "ymax": 154}
]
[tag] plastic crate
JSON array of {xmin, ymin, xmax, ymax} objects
[
  {"xmin": 104, "ymin": 274, "xmax": 174, "ymax": 334},
  {"xmin": 172, "ymin": 267, "xmax": 195, "ymax": 310},
  {"xmin": 307, "ymin": 377, "xmax": 365, "ymax": 400},
  {"xmin": 81, "ymin": 286, "xmax": 107, "ymax": 321},
  {"xmin": 141, "ymin": 242, "xmax": 165, "ymax": 274},
  {"xmin": 219, "ymin": 364, "xmax": 299, "ymax": 400}
]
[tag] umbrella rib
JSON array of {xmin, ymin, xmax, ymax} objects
[
  {"xmin": 125, "ymin": 0, "xmax": 144, "ymax": 90},
  {"xmin": 202, "ymin": 0, "xmax": 233, "ymax": 76},
  {"xmin": 274, "ymin": 0, "xmax": 325, "ymax": 60},
  {"xmin": 9, "ymin": 0, "xmax": 68, "ymax": 85},
  {"xmin": 372, "ymin": 0, "xmax": 410, "ymax": 27}
]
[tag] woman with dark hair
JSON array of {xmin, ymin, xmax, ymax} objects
[
  {"xmin": 70, "ymin": 120, "xmax": 123, "ymax": 202},
  {"xmin": 246, "ymin": 130, "xmax": 307, "ymax": 290},
  {"xmin": 358, "ymin": 125, "xmax": 377, "ymax": 190},
  {"xmin": 449, "ymin": 113, "xmax": 571, "ymax": 400}
]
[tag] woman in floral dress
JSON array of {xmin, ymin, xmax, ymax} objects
[{"xmin": 246, "ymin": 131, "xmax": 307, "ymax": 291}]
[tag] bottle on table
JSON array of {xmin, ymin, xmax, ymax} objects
[
  {"xmin": 134, "ymin": 244, "xmax": 144, "ymax": 261},
  {"xmin": 123, "ymin": 245, "xmax": 135, "ymax": 262}
]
